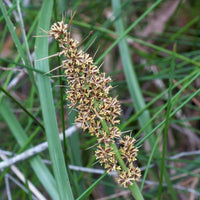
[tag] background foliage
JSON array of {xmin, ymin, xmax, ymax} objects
[{"xmin": 0, "ymin": 0, "xmax": 200, "ymax": 199}]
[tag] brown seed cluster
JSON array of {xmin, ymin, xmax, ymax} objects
[{"xmin": 49, "ymin": 21, "xmax": 141, "ymax": 187}]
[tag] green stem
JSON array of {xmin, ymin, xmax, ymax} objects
[
  {"xmin": 100, "ymin": 119, "xmax": 144, "ymax": 200},
  {"xmin": 129, "ymin": 182, "xmax": 144, "ymax": 200},
  {"xmin": 109, "ymin": 142, "xmax": 127, "ymax": 171},
  {"xmin": 93, "ymin": 60, "xmax": 143, "ymax": 200}
]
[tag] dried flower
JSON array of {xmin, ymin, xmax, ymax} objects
[
  {"xmin": 117, "ymin": 163, "xmax": 141, "ymax": 187},
  {"xmin": 49, "ymin": 20, "xmax": 141, "ymax": 187}
]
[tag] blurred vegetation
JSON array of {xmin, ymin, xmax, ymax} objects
[{"xmin": 0, "ymin": 0, "xmax": 200, "ymax": 199}]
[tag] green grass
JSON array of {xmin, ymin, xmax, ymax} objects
[{"xmin": 1, "ymin": 0, "xmax": 200, "ymax": 199}]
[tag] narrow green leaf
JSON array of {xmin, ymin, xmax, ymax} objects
[
  {"xmin": 158, "ymin": 46, "xmax": 177, "ymax": 200},
  {"xmin": 111, "ymin": 0, "xmax": 162, "ymax": 147},
  {"xmin": 0, "ymin": 2, "xmax": 26, "ymax": 63},
  {"xmin": 0, "ymin": 99, "xmax": 59, "ymax": 199},
  {"xmin": 0, "ymin": 2, "xmax": 35, "ymax": 86},
  {"xmin": 76, "ymin": 173, "xmax": 107, "ymax": 200},
  {"xmin": 34, "ymin": 0, "xmax": 74, "ymax": 199}
]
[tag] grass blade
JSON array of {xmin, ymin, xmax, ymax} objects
[
  {"xmin": 0, "ymin": 98, "xmax": 59, "ymax": 199},
  {"xmin": 76, "ymin": 173, "xmax": 107, "ymax": 200},
  {"xmin": 111, "ymin": 0, "xmax": 162, "ymax": 148},
  {"xmin": 34, "ymin": 0, "xmax": 74, "ymax": 199}
]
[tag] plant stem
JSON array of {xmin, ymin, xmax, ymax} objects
[{"xmin": 100, "ymin": 119, "xmax": 144, "ymax": 200}]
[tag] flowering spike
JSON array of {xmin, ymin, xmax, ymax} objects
[{"xmin": 49, "ymin": 21, "xmax": 141, "ymax": 187}]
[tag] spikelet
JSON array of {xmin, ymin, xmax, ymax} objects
[{"xmin": 49, "ymin": 20, "xmax": 141, "ymax": 187}]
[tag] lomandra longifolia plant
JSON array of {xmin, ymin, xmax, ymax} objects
[{"xmin": 49, "ymin": 21, "xmax": 141, "ymax": 188}]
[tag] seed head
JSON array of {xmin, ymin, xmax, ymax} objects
[{"xmin": 49, "ymin": 21, "xmax": 141, "ymax": 187}]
